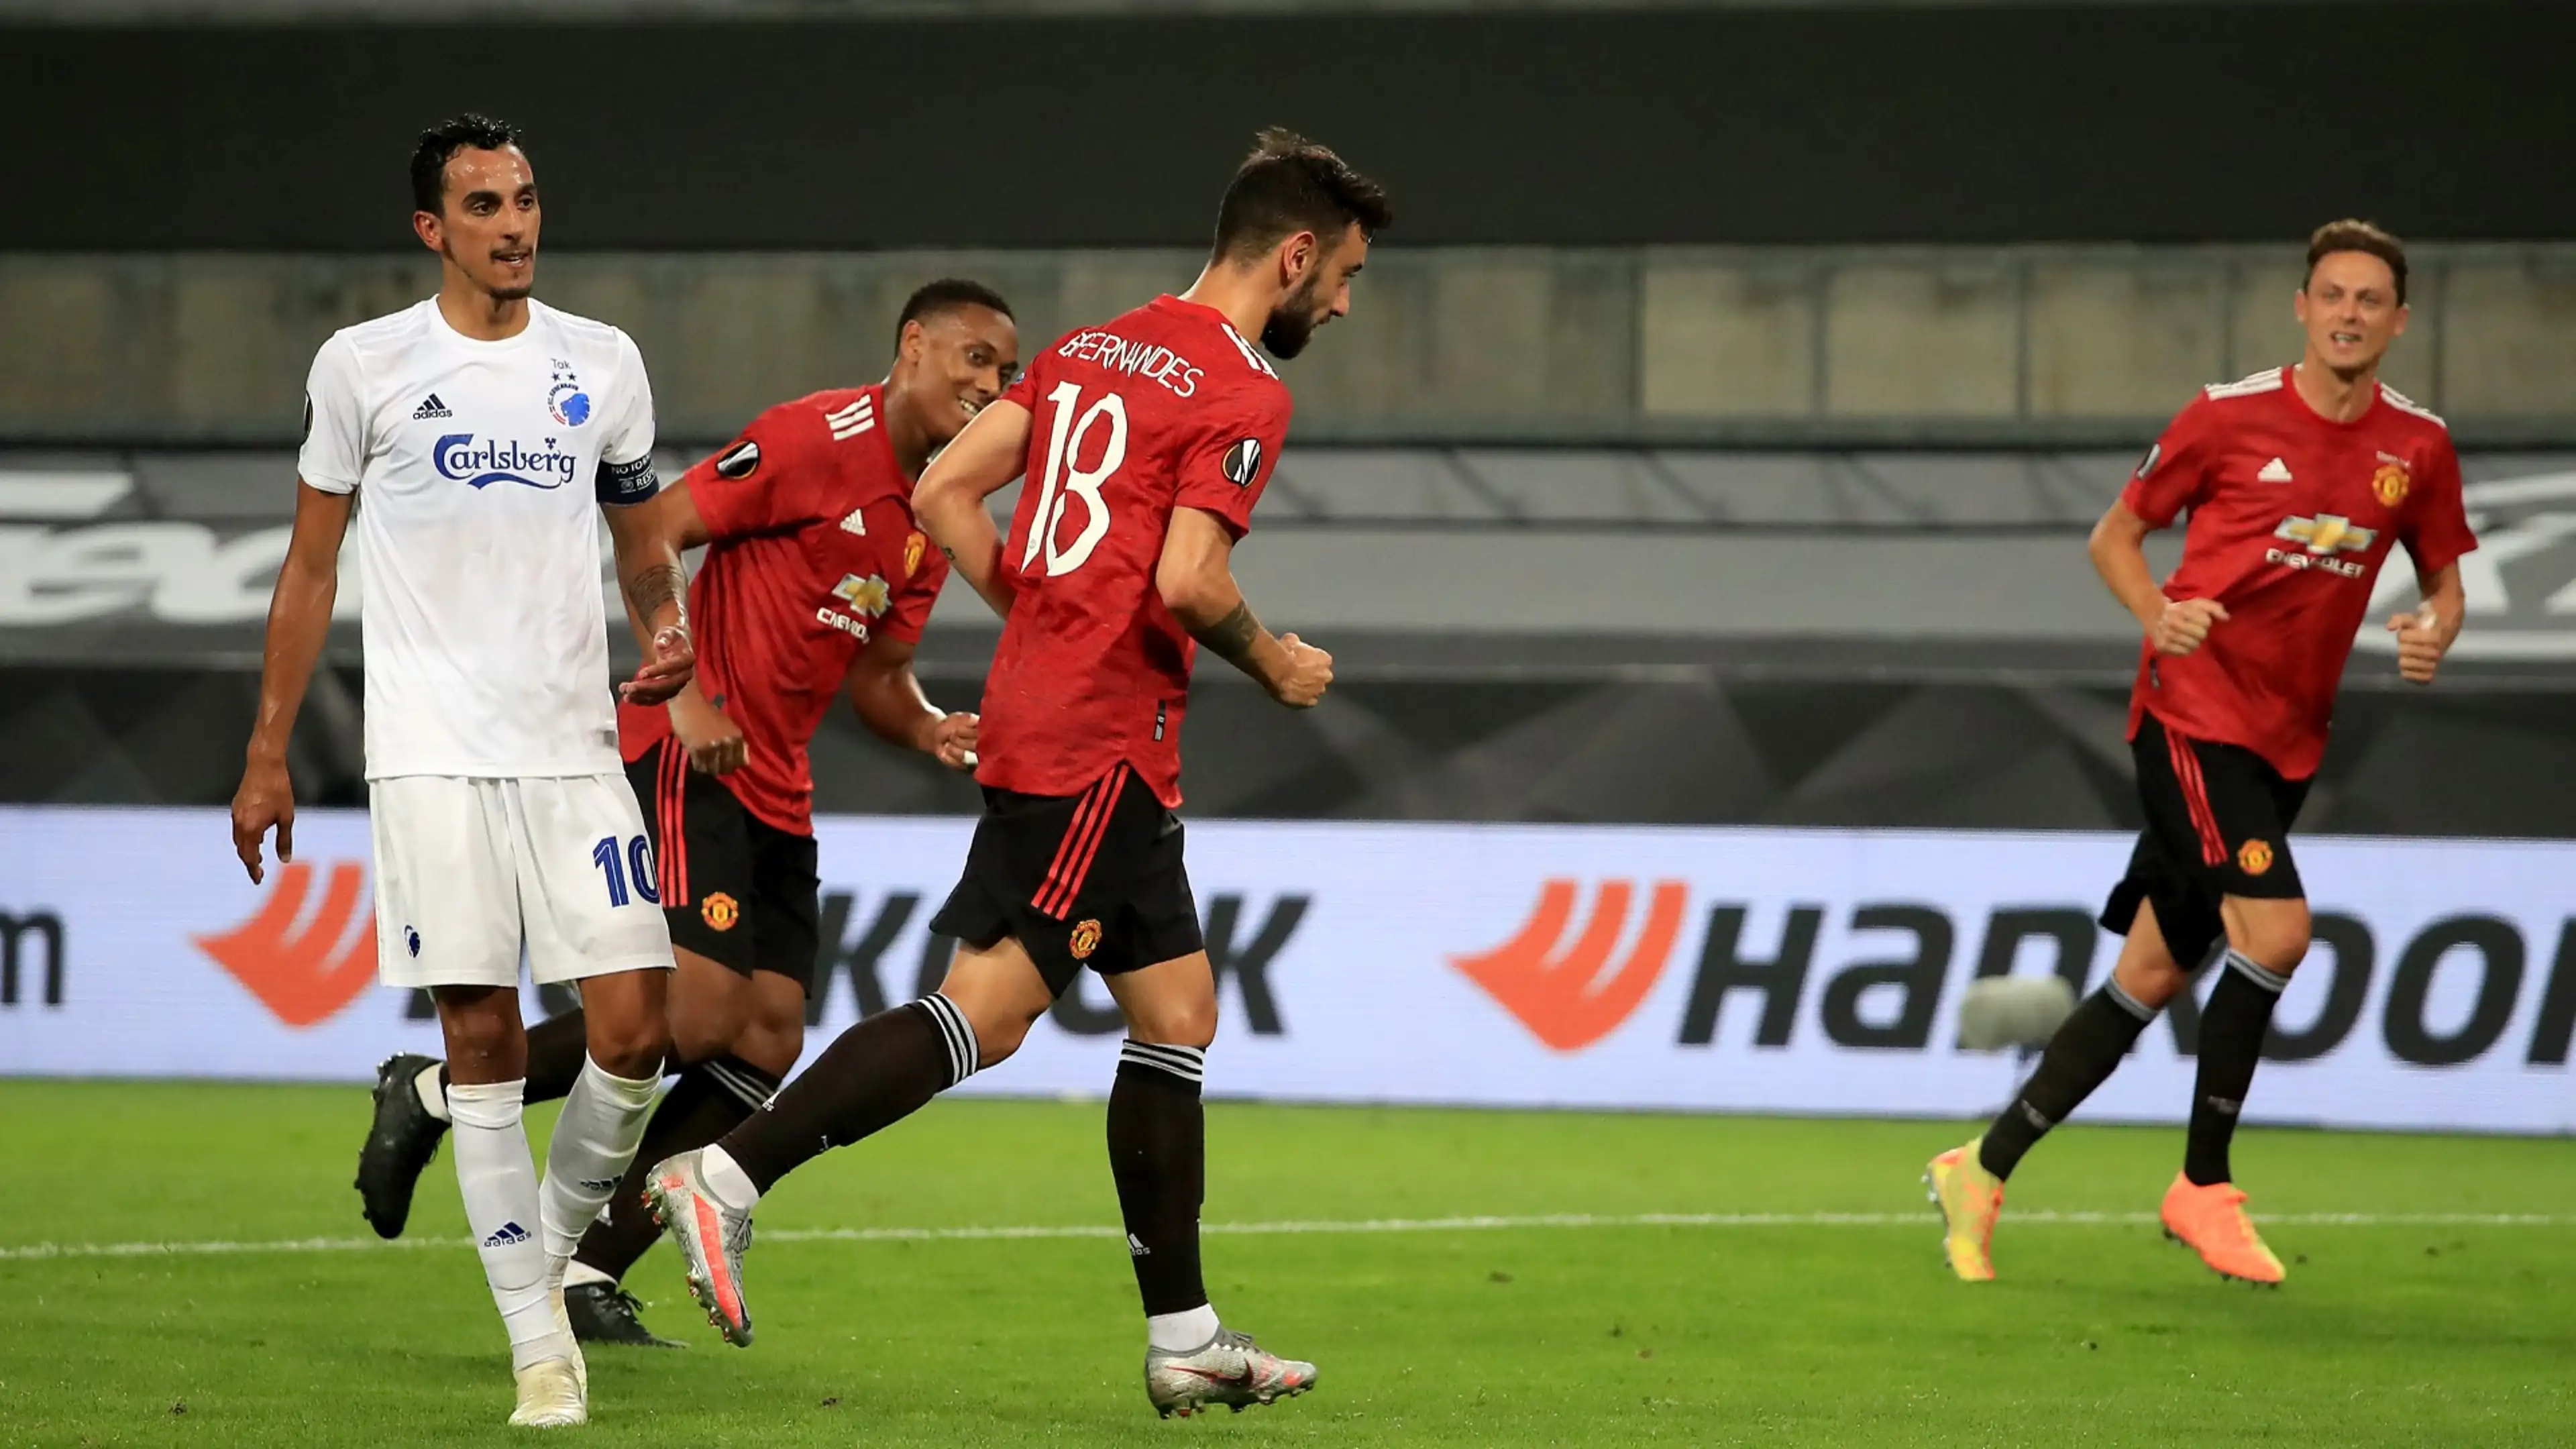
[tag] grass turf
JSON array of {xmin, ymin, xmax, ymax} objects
[{"xmin": 1, "ymin": 1081, "xmax": 2569, "ymax": 1447}]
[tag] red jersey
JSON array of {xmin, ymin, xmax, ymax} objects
[
  {"xmin": 2122, "ymin": 367, "xmax": 2477, "ymax": 780},
  {"xmin": 975, "ymin": 294, "xmax": 1292, "ymax": 806},
  {"xmin": 618, "ymin": 385, "xmax": 947, "ymax": 834}
]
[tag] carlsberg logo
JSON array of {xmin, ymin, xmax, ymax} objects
[{"xmin": 433, "ymin": 433, "xmax": 579, "ymax": 490}]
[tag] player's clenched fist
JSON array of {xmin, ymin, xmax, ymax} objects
[
  {"xmin": 1271, "ymin": 633, "xmax": 1334, "ymax": 708},
  {"xmin": 928, "ymin": 711, "xmax": 979, "ymax": 771},
  {"xmin": 672, "ymin": 690, "xmax": 748, "ymax": 775},
  {"xmin": 2387, "ymin": 610, "xmax": 2448, "ymax": 685},
  {"xmin": 2152, "ymin": 597, "xmax": 2230, "ymax": 657}
]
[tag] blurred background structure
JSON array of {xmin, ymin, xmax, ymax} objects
[{"xmin": 3, "ymin": 0, "xmax": 2572, "ymax": 833}]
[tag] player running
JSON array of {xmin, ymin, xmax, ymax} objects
[
  {"xmin": 1928, "ymin": 221, "xmax": 2478, "ymax": 1286},
  {"xmin": 351, "ymin": 282, "xmax": 1018, "ymax": 1348},
  {"xmin": 230, "ymin": 115, "xmax": 694, "ymax": 1427},
  {"xmin": 640, "ymin": 129, "xmax": 1390, "ymax": 1416}
]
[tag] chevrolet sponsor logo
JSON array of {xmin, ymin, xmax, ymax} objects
[
  {"xmin": 830, "ymin": 573, "xmax": 892, "ymax": 616},
  {"xmin": 2267, "ymin": 514, "xmax": 2374, "ymax": 578},
  {"xmin": 2275, "ymin": 513, "xmax": 2375, "ymax": 554}
]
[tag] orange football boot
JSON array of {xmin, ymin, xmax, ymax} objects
[{"xmin": 2160, "ymin": 1173, "xmax": 2286, "ymax": 1285}]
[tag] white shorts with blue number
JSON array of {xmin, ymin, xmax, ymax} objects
[{"xmin": 369, "ymin": 774, "xmax": 676, "ymax": 989}]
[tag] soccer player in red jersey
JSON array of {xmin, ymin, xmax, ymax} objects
[
  {"xmin": 354, "ymin": 282, "xmax": 1018, "ymax": 1346},
  {"xmin": 645, "ymin": 131, "xmax": 1389, "ymax": 1415},
  {"xmin": 1930, "ymin": 221, "xmax": 2479, "ymax": 1285}
]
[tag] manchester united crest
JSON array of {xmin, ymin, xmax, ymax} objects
[
  {"xmin": 904, "ymin": 530, "xmax": 927, "ymax": 577},
  {"xmin": 700, "ymin": 892, "xmax": 741, "ymax": 931},
  {"xmin": 1069, "ymin": 918, "xmax": 1104, "ymax": 960},
  {"xmin": 2237, "ymin": 840, "xmax": 2275, "ymax": 877},
  {"xmin": 2372, "ymin": 461, "xmax": 2410, "ymax": 507}
]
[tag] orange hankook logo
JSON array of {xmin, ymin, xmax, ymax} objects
[
  {"xmin": 195, "ymin": 861, "xmax": 378, "ymax": 1027},
  {"xmin": 1451, "ymin": 880, "xmax": 1687, "ymax": 1052}
]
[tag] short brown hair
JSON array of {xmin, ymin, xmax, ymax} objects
[
  {"xmin": 2306, "ymin": 219, "xmax": 2408, "ymax": 305},
  {"xmin": 1210, "ymin": 128, "xmax": 1394, "ymax": 262}
]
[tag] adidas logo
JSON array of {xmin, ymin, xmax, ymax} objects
[
  {"xmin": 2257, "ymin": 457, "xmax": 2294, "ymax": 483},
  {"xmin": 824, "ymin": 394, "xmax": 876, "ymax": 441},
  {"xmin": 578, "ymin": 1178, "xmax": 620, "ymax": 1193},
  {"xmin": 412, "ymin": 394, "xmax": 453, "ymax": 420},
  {"xmin": 1128, "ymin": 1233, "xmax": 1150, "ymax": 1257},
  {"xmin": 481, "ymin": 1220, "xmax": 531, "ymax": 1248},
  {"xmin": 840, "ymin": 508, "xmax": 867, "ymax": 537}
]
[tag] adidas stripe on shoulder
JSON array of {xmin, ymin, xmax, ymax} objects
[
  {"xmin": 2379, "ymin": 384, "xmax": 2449, "ymax": 429},
  {"xmin": 2202, "ymin": 368, "xmax": 2286, "ymax": 400},
  {"xmin": 821, "ymin": 392, "xmax": 877, "ymax": 441}
]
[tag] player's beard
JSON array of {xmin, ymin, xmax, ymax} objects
[
  {"xmin": 1259, "ymin": 272, "xmax": 1330, "ymax": 360},
  {"xmin": 449, "ymin": 238, "xmax": 535, "ymax": 303}
]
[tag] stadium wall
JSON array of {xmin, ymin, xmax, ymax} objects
[
  {"xmin": 3, "ymin": 808, "xmax": 2568, "ymax": 1133},
  {"xmin": 9, "ymin": 246, "xmax": 2576, "ymax": 448}
]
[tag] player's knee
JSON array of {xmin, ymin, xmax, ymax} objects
[
  {"xmin": 2111, "ymin": 955, "xmax": 2190, "ymax": 1012},
  {"xmin": 959, "ymin": 996, "xmax": 1044, "ymax": 1069},
  {"xmin": 1124, "ymin": 994, "xmax": 1217, "ymax": 1050},
  {"xmin": 2236, "ymin": 907, "xmax": 2318, "ymax": 974},
  {"xmin": 731, "ymin": 1012, "xmax": 805, "ymax": 1079},
  {"xmin": 669, "ymin": 1001, "xmax": 745, "ymax": 1068},
  {"xmin": 585, "ymin": 1009, "xmax": 671, "ymax": 1080},
  {"xmin": 2233, "ymin": 902, "xmax": 2313, "ymax": 975}
]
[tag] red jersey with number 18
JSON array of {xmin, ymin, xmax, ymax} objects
[
  {"xmin": 974, "ymin": 294, "xmax": 1292, "ymax": 807},
  {"xmin": 2121, "ymin": 367, "xmax": 2477, "ymax": 780}
]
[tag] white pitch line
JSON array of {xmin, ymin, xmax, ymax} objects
[{"xmin": 0, "ymin": 1210, "xmax": 2565, "ymax": 1263}]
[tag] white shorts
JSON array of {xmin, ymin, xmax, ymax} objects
[{"xmin": 369, "ymin": 773, "xmax": 676, "ymax": 989}]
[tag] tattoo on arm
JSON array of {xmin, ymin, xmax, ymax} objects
[
  {"xmin": 624, "ymin": 559, "xmax": 688, "ymax": 629},
  {"xmin": 1189, "ymin": 600, "xmax": 1263, "ymax": 669}
]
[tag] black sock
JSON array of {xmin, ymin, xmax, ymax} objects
[
  {"xmin": 1108, "ymin": 1041, "xmax": 1209, "ymax": 1317},
  {"xmin": 523, "ymin": 1008, "xmax": 592, "ymax": 1104},
  {"xmin": 720, "ymin": 994, "xmax": 977, "ymax": 1193},
  {"xmin": 2185, "ymin": 951, "xmax": 2288, "ymax": 1187},
  {"xmin": 574, "ymin": 1054, "xmax": 780, "ymax": 1282},
  {"xmin": 1978, "ymin": 982, "xmax": 2157, "ymax": 1180}
]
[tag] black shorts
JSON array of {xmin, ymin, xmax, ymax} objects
[
  {"xmin": 626, "ymin": 739, "xmax": 820, "ymax": 994},
  {"xmin": 2101, "ymin": 712, "xmax": 2312, "ymax": 971},
  {"xmin": 928, "ymin": 763, "xmax": 1204, "ymax": 998}
]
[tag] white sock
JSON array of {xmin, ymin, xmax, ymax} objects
[
  {"xmin": 1147, "ymin": 1303, "xmax": 1221, "ymax": 1353},
  {"xmin": 416, "ymin": 1063, "xmax": 451, "ymax": 1123},
  {"xmin": 561, "ymin": 1259, "xmax": 616, "ymax": 1291},
  {"xmin": 539, "ymin": 1055, "xmax": 661, "ymax": 1265},
  {"xmin": 446, "ymin": 1079, "xmax": 566, "ymax": 1371},
  {"xmin": 699, "ymin": 1145, "xmax": 761, "ymax": 1214}
]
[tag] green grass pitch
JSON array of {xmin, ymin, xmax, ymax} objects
[{"xmin": 2, "ymin": 1081, "xmax": 2569, "ymax": 1446}]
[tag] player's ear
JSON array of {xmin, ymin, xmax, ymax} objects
[
  {"xmin": 1280, "ymin": 229, "xmax": 1318, "ymax": 288},
  {"xmin": 2390, "ymin": 301, "xmax": 2410, "ymax": 338},
  {"xmin": 898, "ymin": 319, "xmax": 926, "ymax": 365},
  {"xmin": 412, "ymin": 209, "xmax": 442, "ymax": 254}
]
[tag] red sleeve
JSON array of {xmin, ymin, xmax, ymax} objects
[
  {"xmin": 682, "ymin": 400, "xmax": 837, "ymax": 540},
  {"xmin": 1171, "ymin": 382, "xmax": 1292, "ymax": 541},
  {"xmin": 2119, "ymin": 394, "xmax": 2217, "ymax": 529},
  {"xmin": 883, "ymin": 529, "xmax": 949, "ymax": 645},
  {"xmin": 2401, "ymin": 434, "xmax": 2477, "ymax": 577},
  {"xmin": 999, "ymin": 356, "xmax": 1041, "ymax": 413}
]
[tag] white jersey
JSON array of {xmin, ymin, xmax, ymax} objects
[{"xmin": 298, "ymin": 298, "xmax": 659, "ymax": 780}]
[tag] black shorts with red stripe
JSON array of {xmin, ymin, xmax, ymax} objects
[
  {"xmin": 625, "ymin": 738, "xmax": 821, "ymax": 992},
  {"xmin": 928, "ymin": 763, "xmax": 1204, "ymax": 998},
  {"xmin": 2103, "ymin": 710, "xmax": 2312, "ymax": 971}
]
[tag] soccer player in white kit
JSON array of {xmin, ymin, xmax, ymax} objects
[{"xmin": 229, "ymin": 114, "xmax": 694, "ymax": 1429}]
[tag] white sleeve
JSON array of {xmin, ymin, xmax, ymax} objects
[
  {"xmin": 296, "ymin": 333, "xmax": 367, "ymax": 495},
  {"xmin": 594, "ymin": 329, "xmax": 659, "ymax": 506}
]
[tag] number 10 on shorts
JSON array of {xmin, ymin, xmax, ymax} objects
[{"xmin": 592, "ymin": 834, "xmax": 660, "ymax": 907}]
